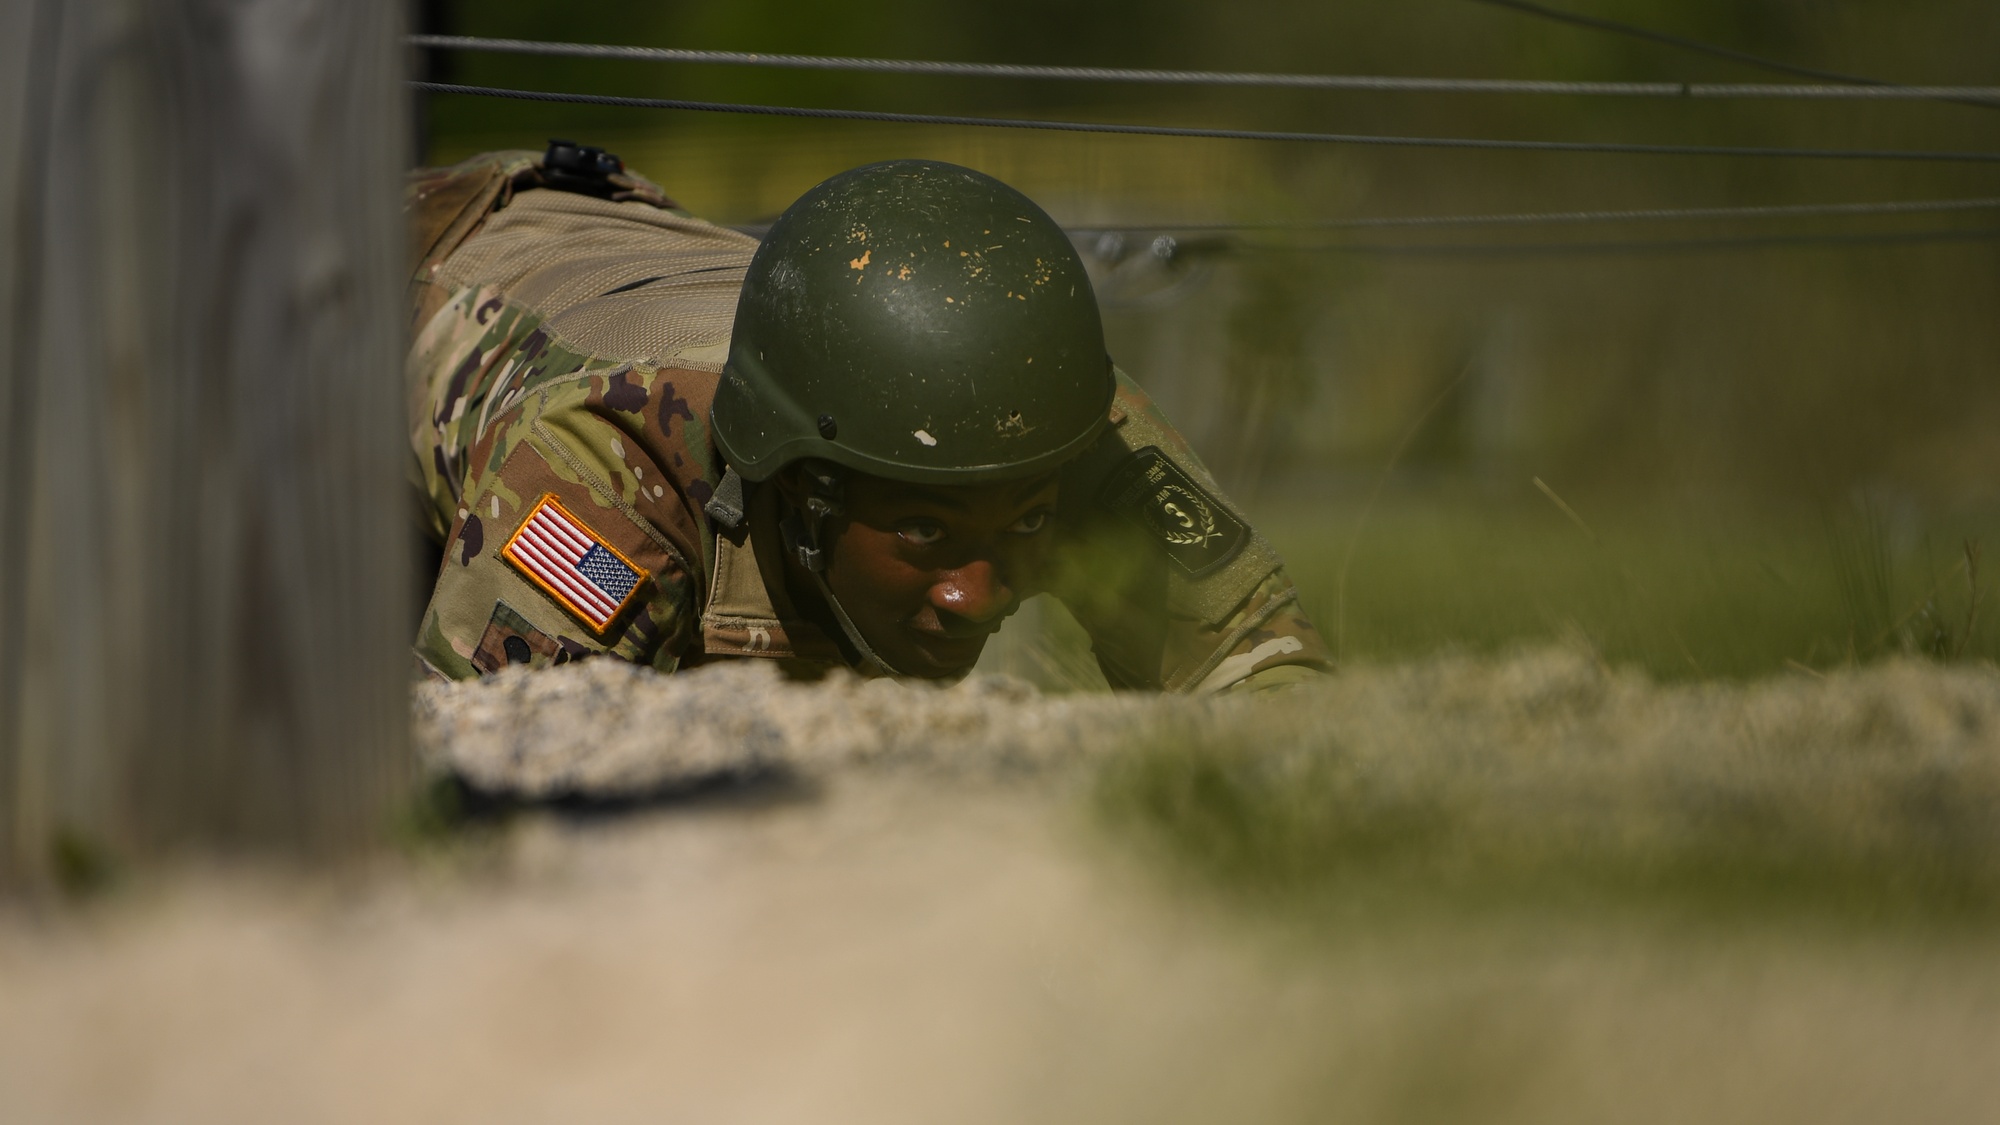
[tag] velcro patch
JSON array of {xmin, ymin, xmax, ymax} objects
[
  {"xmin": 1099, "ymin": 446, "xmax": 1248, "ymax": 577},
  {"xmin": 473, "ymin": 602, "xmax": 561, "ymax": 674},
  {"xmin": 502, "ymin": 494, "xmax": 650, "ymax": 635}
]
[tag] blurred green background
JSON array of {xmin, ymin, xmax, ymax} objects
[{"xmin": 419, "ymin": 0, "xmax": 2000, "ymax": 678}]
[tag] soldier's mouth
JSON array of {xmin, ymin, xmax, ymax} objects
[
  {"xmin": 907, "ymin": 603, "xmax": 1011, "ymax": 640},
  {"xmin": 902, "ymin": 625, "xmax": 991, "ymax": 671}
]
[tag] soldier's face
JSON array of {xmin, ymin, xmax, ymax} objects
[{"xmin": 813, "ymin": 471, "xmax": 1061, "ymax": 676}]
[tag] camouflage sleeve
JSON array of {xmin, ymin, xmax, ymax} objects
[
  {"xmin": 1047, "ymin": 369, "xmax": 1332, "ymax": 694},
  {"xmin": 415, "ymin": 397, "xmax": 702, "ymax": 680},
  {"xmin": 411, "ymin": 287, "xmax": 715, "ymax": 681},
  {"xmin": 1183, "ymin": 570, "xmax": 1332, "ymax": 694}
]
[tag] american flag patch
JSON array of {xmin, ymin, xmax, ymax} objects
[{"xmin": 501, "ymin": 494, "xmax": 649, "ymax": 634}]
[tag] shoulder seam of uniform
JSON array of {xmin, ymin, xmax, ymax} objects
[{"xmin": 530, "ymin": 416, "xmax": 700, "ymax": 605}]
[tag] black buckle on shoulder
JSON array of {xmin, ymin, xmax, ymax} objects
[{"xmin": 542, "ymin": 139, "xmax": 624, "ymax": 198}]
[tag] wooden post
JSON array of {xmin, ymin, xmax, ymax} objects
[{"xmin": 0, "ymin": 0, "xmax": 413, "ymax": 882}]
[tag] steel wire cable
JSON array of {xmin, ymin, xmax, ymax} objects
[
  {"xmin": 413, "ymin": 81, "xmax": 2000, "ymax": 162},
  {"xmin": 1467, "ymin": 0, "xmax": 1905, "ymax": 86},
  {"xmin": 409, "ymin": 34, "xmax": 2000, "ymax": 102},
  {"xmin": 1315, "ymin": 225, "xmax": 2000, "ymax": 258},
  {"xmin": 1466, "ymin": 0, "xmax": 2000, "ymax": 111},
  {"xmin": 1074, "ymin": 196, "xmax": 2000, "ymax": 232},
  {"xmin": 1110, "ymin": 225, "xmax": 2000, "ymax": 258}
]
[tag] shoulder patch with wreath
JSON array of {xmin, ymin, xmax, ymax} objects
[{"xmin": 1098, "ymin": 446, "xmax": 1248, "ymax": 577}]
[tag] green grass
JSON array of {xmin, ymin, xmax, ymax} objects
[
  {"xmin": 988, "ymin": 492, "xmax": 2000, "ymax": 688},
  {"xmin": 984, "ymin": 493, "xmax": 1999, "ymax": 691},
  {"xmin": 1265, "ymin": 493, "xmax": 1999, "ymax": 681}
]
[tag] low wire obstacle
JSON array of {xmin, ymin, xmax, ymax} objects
[
  {"xmin": 413, "ymin": 81, "xmax": 2000, "ymax": 163},
  {"xmin": 1294, "ymin": 225, "xmax": 2000, "ymax": 259},
  {"xmin": 410, "ymin": 34, "xmax": 2000, "ymax": 103},
  {"xmin": 1076, "ymin": 197, "xmax": 2000, "ymax": 233},
  {"xmin": 1465, "ymin": 0, "xmax": 1999, "ymax": 111}
]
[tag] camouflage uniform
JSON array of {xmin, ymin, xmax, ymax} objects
[{"xmin": 407, "ymin": 151, "xmax": 1331, "ymax": 692}]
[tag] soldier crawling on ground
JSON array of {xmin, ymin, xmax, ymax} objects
[{"xmin": 406, "ymin": 141, "xmax": 1330, "ymax": 692}]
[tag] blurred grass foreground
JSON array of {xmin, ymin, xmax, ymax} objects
[
  {"xmin": 1096, "ymin": 645, "xmax": 2000, "ymax": 920},
  {"xmin": 10, "ymin": 649, "xmax": 2000, "ymax": 1125},
  {"xmin": 420, "ymin": 647, "xmax": 2000, "ymax": 922}
]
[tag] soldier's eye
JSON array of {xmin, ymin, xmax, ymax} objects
[
  {"xmin": 898, "ymin": 520, "xmax": 946, "ymax": 546},
  {"xmin": 1008, "ymin": 510, "xmax": 1050, "ymax": 535}
]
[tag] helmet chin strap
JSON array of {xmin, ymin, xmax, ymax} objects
[{"xmin": 778, "ymin": 461, "xmax": 913, "ymax": 679}]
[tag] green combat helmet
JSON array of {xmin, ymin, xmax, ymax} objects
[
  {"xmin": 713, "ymin": 159, "xmax": 1113, "ymax": 483},
  {"xmin": 709, "ymin": 159, "xmax": 1116, "ymax": 674}
]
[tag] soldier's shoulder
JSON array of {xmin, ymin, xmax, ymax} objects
[{"xmin": 405, "ymin": 151, "xmax": 545, "ymax": 281}]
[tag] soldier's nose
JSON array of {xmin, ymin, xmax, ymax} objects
[{"xmin": 931, "ymin": 560, "xmax": 1014, "ymax": 627}]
